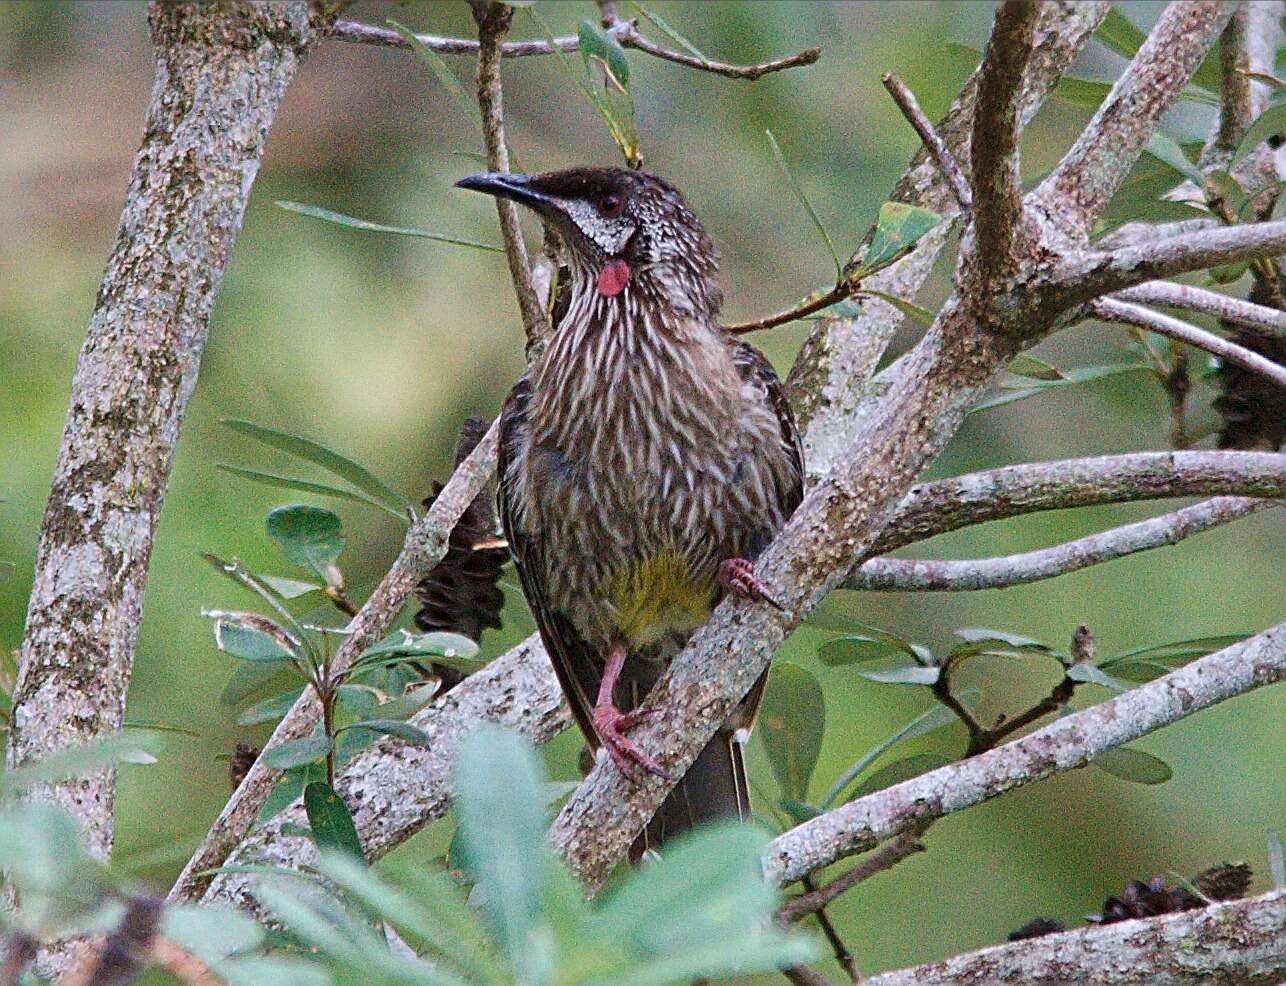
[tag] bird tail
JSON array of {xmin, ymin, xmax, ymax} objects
[{"xmin": 630, "ymin": 726, "xmax": 749, "ymax": 862}]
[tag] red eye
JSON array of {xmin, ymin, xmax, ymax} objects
[{"xmin": 595, "ymin": 193, "xmax": 624, "ymax": 218}]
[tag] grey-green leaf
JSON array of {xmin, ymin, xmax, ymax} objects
[
  {"xmin": 338, "ymin": 719, "xmax": 433, "ymax": 747},
  {"xmin": 212, "ymin": 614, "xmax": 298, "ymax": 663},
  {"xmin": 1066, "ymin": 662, "xmax": 1133, "ymax": 692},
  {"xmin": 757, "ymin": 661, "xmax": 825, "ymax": 803},
  {"xmin": 236, "ymin": 688, "xmax": 305, "ymax": 726},
  {"xmin": 262, "ymin": 735, "xmax": 333, "ymax": 770},
  {"xmin": 216, "ymin": 464, "xmax": 395, "ymax": 517},
  {"xmin": 1093, "ymin": 746, "xmax": 1173, "ymax": 784},
  {"xmin": 579, "ymin": 19, "xmax": 631, "ymax": 90},
  {"xmin": 266, "ymin": 505, "xmax": 345, "ymax": 582},
  {"xmin": 304, "ymin": 782, "xmax": 364, "ymax": 861},
  {"xmin": 1143, "ymin": 132, "xmax": 1203, "ymax": 183},
  {"xmin": 856, "ymin": 664, "xmax": 941, "ymax": 685},
  {"xmin": 222, "ymin": 419, "xmax": 409, "ymax": 516},
  {"xmin": 858, "ymin": 201, "xmax": 941, "ymax": 274},
  {"xmin": 276, "ymin": 201, "xmax": 501, "ymax": 253}
]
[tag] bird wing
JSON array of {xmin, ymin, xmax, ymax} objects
[{"xmin": 496, "ymin": 373, "xmax": 604, "ymax": 751}]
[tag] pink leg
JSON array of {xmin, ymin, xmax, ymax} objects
[
  {"xmin": 592, "ymin": 642, "xmax": 669, "ymax": 781},
  {"xmin": 718, "ymin": 557, "xmax": 784, "ymax": 610}
]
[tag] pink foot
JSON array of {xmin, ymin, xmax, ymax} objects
[
  {"xmin": 592, "ymin": 702, "xmax": 669, "ymax": 781},
  {"xmin": 718, "ymin": 557, "xmax": 784, "ymax": 610}
]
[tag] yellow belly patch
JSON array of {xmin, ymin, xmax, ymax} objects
[{"xmin": 607, "ymin": 550, "xmax": 716, "ymax": 648}]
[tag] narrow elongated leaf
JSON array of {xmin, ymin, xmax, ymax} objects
[
  {"xmin": 579, "ymin": 19, "xmax": 631, "ymax": 89},
  {"xmin": 1008, "ymin": 353, "xmax": 1065, "ymax": 381},
  {"xmin": 1144, "ymin": 132, "xmax": 1203, "ymax": 183},
  {"xmin": 276, "ymin": 201, "xmax": 501, "ymax": 253},
  {"xmin": 1053, "ymin": 76, "xmax": 1113, "ymax": 108},
  {"xmin": 372, "ymin": 682, "xmax": 441, "ymax": 720},
  {"xmin": 1093, "ymin": 746, "xmax": 1173, "ymax": 784},
  {"xmin": 856, "ymin": 664, "xmax": 941, "ymax": 685},
  {"xmin": 216, "ymin": 464, "xmax": 395, "ymax": 516},
  {"xmin": 970, "ymin": 363, "xmax": 1150, "ymax": 413},
  {"xmin": 0, "ymin": 734, "xmax": 165, "ymax": 796},
  {"xmin": 211, "ymin": 614, "xmax": 298, "ymax": 663},
  {"xmin": 1094, "ymin": 8, "xmax": 1147, "ymax": 57},
  {"xmin": 1067, "ymin": 662, "xmax": 1133, "ymax": 692},
  {"xmin": 255, "ymin": 574, "xmax": 324, "ymax": 600},
  {"xmin": 767, "ymin": 129, "xmax": 842, "ymax": 279},
  {"xmin": 856, "ymin": 289, "xmax": 936, "ymax": 327},
  {"xmin": 633, "ymin": 2, "xmax": 707, "ymax": 60},
  {"xmin": 388, "ymin": 20, "xmax": 483, "ymax": 126},
  {"xmin": 304, "ymin": 783, "xmax": 364, "ymax": 861},
  {"xmin": 1235, "ymin": 103, "xmax": 1286, "ymax": 161},
  {"xmin": 222, "ymin": 419, "xmax": 409, "ymax": 516},
  {"xmin": 266, "ymin": 505, "xmax": 345, "ymax": 581},
  {"xmin": 337, "ymin": 719, "xmax": 433, "ymax": 747},
  {"xmin": 846, "ymin": 752, "xmax": 952, "ymax": 800},
  {"xmin": 356, "ymin": 629, "xmax": 480, "ymax": 663},
  {"xmin": 578, "ymin": 19, "xmax": 640, "ymax": 166},
  {"xmin": 953, "ymin": 627, "xmax": 1050, "ymax": 649},
  {"xmin": 452, "ymin": 727, "xmax": 549, "ymax": 980},
  {"xmin": 819, "ymin": 622, "xmax": 930, "ymax": 665},
  {"xmin": 236, "ymin": 688, "xmax": 305, "ymax": 726},
  {"xmin": 161, "ymin": 904, "xmax": 265, "ymax": 967},
  {"xmin": 757, "ymin": 661, "xmax": 825, "ymax": 802},
  {"xmin": 858, "ymin": 201, "xmax": 940, "ymax": 274},
  {"xmin": 1100, "ymin": 634, "xmax": 1249, "ymax": 666},
  {"xmin": 1102, "ymin": 658, "xmax": 1174, "ymax": 683},
  {"xmin": 262, "ymin": 735, "xmax": 333, "ymax": 770}
]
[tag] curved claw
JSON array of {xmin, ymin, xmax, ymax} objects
[
  {"xmin": 718, "ymin": 557, "xmax": 784, "ymax": 610},
  {"xmin": 593, "ymin": 704, "xmax": 670, "ymax": 782}
]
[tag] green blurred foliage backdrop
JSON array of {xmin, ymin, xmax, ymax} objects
[{"xmin": 0, "ymin": 1, "xmax": 1281, "ymax": 981}]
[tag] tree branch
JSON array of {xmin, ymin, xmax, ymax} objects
[
  {"xmin": 1201, "ymin": 1, "xmax": 1280, "ymax": 172},
  {"xmin": 1056, "ymin": 218, "xmax": 1286, "ymax": 304},
  {"xmin": 6, "ymin": 3, "xmax": 337, "ymax": 951},
  {"xmin": 862, "ymin": 891, "xmax": 1286, "ymax": 986},
  {"xmin": 970, "ymin": 1, "xmax": 1039, "ymax": 279},
  {"xmin": 776, "ymin": 833, "xmax": 926, "ymax": 925},
  {"xmin": 169, "ymin": 422, "xmax": 500, "ymax": 903},
  {"xmin": 764, "ymin": 621, "xmax": 1286, "ymax": 886},
  {"xmin": 1114, "ymin": 279, "xmax": 1286, "ymax": 336},
  {"xmin": 848, "ymin": 496, "xmax": 1275, "ymax": 592},
  {"xmin": 470, "ymin": 1, "xmax": 549, "ymax": 350},
  {"xmin": 1093, "ymin": 297, "xmax": 1286, "ymax": 390},
  {"xmin": 881, "ymin": 73, "xmax": 970, "ymax": 211},
  {"xmin": 1032, "ymin": 1, "xmax": 1232, "ymax": 235}
]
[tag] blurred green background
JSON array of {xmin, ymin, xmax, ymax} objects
[{"xmin": 1, "ymin": 1, "xmax": 1281, "ymax": 981}]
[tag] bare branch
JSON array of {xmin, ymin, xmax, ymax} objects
[
  {"xmin": 881, "ymin": 73, "xmax": 970, "ymax": 211},
  {"xmin": 470, "ymin": 1, "xmax": 549, "ymax": 349},
  {"xmin": 764, "ymin": 621, "xmax": 1286, "ymax": 886},
  {"xmin": 849, "ymin": 496, "xmax": 1274, "ymax": 592},
  {"xmin": 5, "ymin": 3, "xmax": 336, "ymax": 945},
  {"xmin": 1093, "ymin": 297, "xmax": 1286, "ymax": 390},
  {"xmin": 1057, "ymin": 218, "xmax": 1286, "ymax": 303},
  {"xmin": 1201, "ymin": 1, "xmax": 1281, "ymax": 171},
  {"xmin": 782, "ymin": 965, "xmax": 837, "ymax": 986},
  {"xmin": 849, "ymin": 497, "xmax": 1274, "ymax": 592},
  {"xmin": 776, "ymin": 834, "xmax": 926, "ymax": 925},
  {"xmin": 1034, "ymin": 2, "xmax": 1232, "ymax": 235},
  {"xmin": 724, "ymin": 283, "xmax": 852, "ymax": 335},
  {"xmin": 169, "ymin": 421, "xmax": 500, "ymax": 904},
  {"xmin": 329, "ymin": 16, "xmax": 819, "ymax": 81},
  {"xmin": 970, "ymin": 1, "xmax": 1039, "ymax": 277},
  {"xmin": 862, "ymin": 891, "xmax": 1286, "ymax": 986},
  {"xmin": 872, "ymin": 450, "xmax": 1286, "ymax": 555},
  {"xmin": 1115, "ymin": 280, "xmax": 1286, "ymax": 336}
]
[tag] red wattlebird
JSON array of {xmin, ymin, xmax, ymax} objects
[{"xmin": 458, "ymin": 168, "xmax": 803, "ymax": 852}]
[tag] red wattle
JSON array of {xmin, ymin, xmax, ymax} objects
[{"xmin": 596, "ymin": 259, "xmax": 631, "ymax": 297}]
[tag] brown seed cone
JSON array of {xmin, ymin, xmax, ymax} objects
[
  {"xmin": 1214, "ymin": 278, "xmax": 1286, "ymax": 451},
  {"xmin": 1191, "ymin": 860, "xmax": 1253, "ymax": 901},
  {"xmin": 413, "ymin": 417, "xmax": 508, "ymax": 688},
  {"xmin": 1088, "ymin": 861, "xmax": 1253, "ymax": 925},
  {"xmin": 1007, "ymin": 917, "xmax": 1066, "ymax": 941}
]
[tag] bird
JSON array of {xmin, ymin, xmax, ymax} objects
[{"xmin": 458, "ymin": 167, "xmax": 804, "ymax": 852}]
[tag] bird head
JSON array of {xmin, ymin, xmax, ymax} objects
[{"xmin": 456, "ymin": 167, "xmax": 721, "ymax": 320}]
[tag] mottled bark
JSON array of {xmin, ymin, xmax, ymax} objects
[
  {"xmin": 9, "ymin": 1, "xmax": 337, "ymax": 869},
  {"xmin": 863, "ymin": 891, "xmax": 1286, "ymax": 986}
]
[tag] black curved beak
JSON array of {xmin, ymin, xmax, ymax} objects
[{"xmin": 455, "ymin": 172, "xmax": 553, "ymax": 211}]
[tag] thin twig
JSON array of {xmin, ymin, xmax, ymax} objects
[
  {"xmin": 330, "ymin": 16, "xmax": 820, "ymax": 81},
  {"xmin": 1093, "ymin": 297, "xmax": 1286, "ymax": 389},
  {"xmin": 470, "ymin": 1, "xmax": 549, "ymax": 349},
  {"xmin": 1114, "ymin": 280, "xmax": 1286, "ymax": 336},
  {"xmin": 847, "ymin": 497, "xmax": 1274, "ymax": 592},
  {"xmin": 971, "ymin": 1, "xmax": 1040, "ymax": 278},
  {"xmin": 724, "ymin": 282, "xmax": 852, "ymax": 335},
  {"xmin": 882, "ymin": 72, "xmax": 971, "ymax": 211},
  {"xmin": 777, "ymin": 833, "xmax": 927, "ymax": 925},
  {"xmin": 799, "ymin": 874, "xmax": 861, "ymax": 982}
]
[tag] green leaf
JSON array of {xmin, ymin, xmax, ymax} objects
[
  {"xmin": 1234, "ymin": 103, "xmax": 1286, "ymax": 161},
  {"xmin": 254, "ymin": 574, "xmax": 324, "ymax": 599},
  {"xmin": 337, "ymin": 719, "xmax": 433, "ymax": 747},
  {"xmin": 266, "ymin": 505, "xmax": 345, "ymax": 582},
  {"xmin": 236, "ymin": 688, "xmax": 305, "ymax": 726},
  {"xmin": 1101, "ymin": 658, "xmax": 1174, "ymax": 683},
  {"xmin": 1066, "ymin": 662, "xmax": 1133, "ymax": 692},
  {"xmin": 1093, "ymin": 746, "xmax": 1173, "ymax": 785},
  {"xmin": 1143, "ymin": 132, "xmax": 1203, "ymax": 184},
  {"xmin": 351, "ymin": 629, "xmax": 482, "ymax": 675},
  {"xmin": 304, "ymin": 782, "xmax": 364, "ymax": 861},
  {"xmin": 211, "ymin": 613, "xmax": 299, "ymax": 663},
  {"xmin": 576, "ymin": 19, "xmax": 641, "ymax": 167},
  {"xmin": 0, "ymin": 733, "xmax": 165, "ymax": 797},
  {"xmin": 262, "ymin": 735, "xmax": 333, "ymax": 770},
  {"xmin": 1208, "ymin": 259, "xmax": 1251, "ymax": 285},
  {"xmin": 216, "ymin": 464, "xmax": 395, "ymax": 516},
  {"xmin": 757, "ymin": 661, "xmax": 825, "ymax": 803},
  {"xmin": 161, "ymin": 904, "xmax": 265, "ymax": 967},
  {"xmin": 767, "ymin": 129, "xmax": 842, "ymax": 279},
  {"xmin": 855, "ymin": 289, "xmax": 936, "ymax": 327},
  {"xmin": 579, "ymin": 18, "xmax": 631, "ymax": 90},
  {"xmin": 1204, "ymin": 169, "xmax": 1248, "ymax": 215},
  {"xmin": 820, "ymin": 692, "xmax": 977, "ymax": 808},
  {"xmin": 846, "ymin": 752, "xmax": 952, "ymax": 801},
  {"xmin": 387, "ymin": 20, "xmax": 484, "ymax": 126},
  {"xmin": 1101, "ymin": 633, "xmax": 1249, "ymax": 666},
  {"xmin": 221, "ymin": 661, "xmax": 289, "ymax": 707},
  {"xmin": 371, "ymin": 682, "xmax": 441, "ymax": 721},
  {"xmin": 857, "ymin": 201, "xmax": 941, "ymax": 274},
  {"xmin": 777, "ymin": 799, "xmax": 820, "ymax": 824},
  {"xmin": 1094, "ymin": 8, "xmax": 1147, "ymax": 58},
  {"xmin": 969, "ymin": 363, "xmax": 1151, "ymax": 413},
  {"xmin": 819, "ymin": 622, "xmax": 931, "ymax": 665},
  {"xmin": 632, "ymin": 2, "xmax": 708, "ymax": 61},
  {"xmin": 855, "ymin": 664, "xmax": 941, "ymax": 686},
  {"xmin": 1008, "ymin": 353, "xmax": 1066, "ymax": 381},
  {"xmin": 222, "ymin": 419, "xmax": 409, "ymax": 518},
  {"xmin": 953, "ymin": 627, "xmax": 1051, "ymax": 649},
  {"xmin": 452, "ymin": 726, "xmax": 549, "ymax": 980},
  {"xmin": 1053, "ymin": 76, "xmax": 1113, "ymax": 108},
  {"xmin": 276, "ymin": 201, "xmax": 501, "ymax": 254}
]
